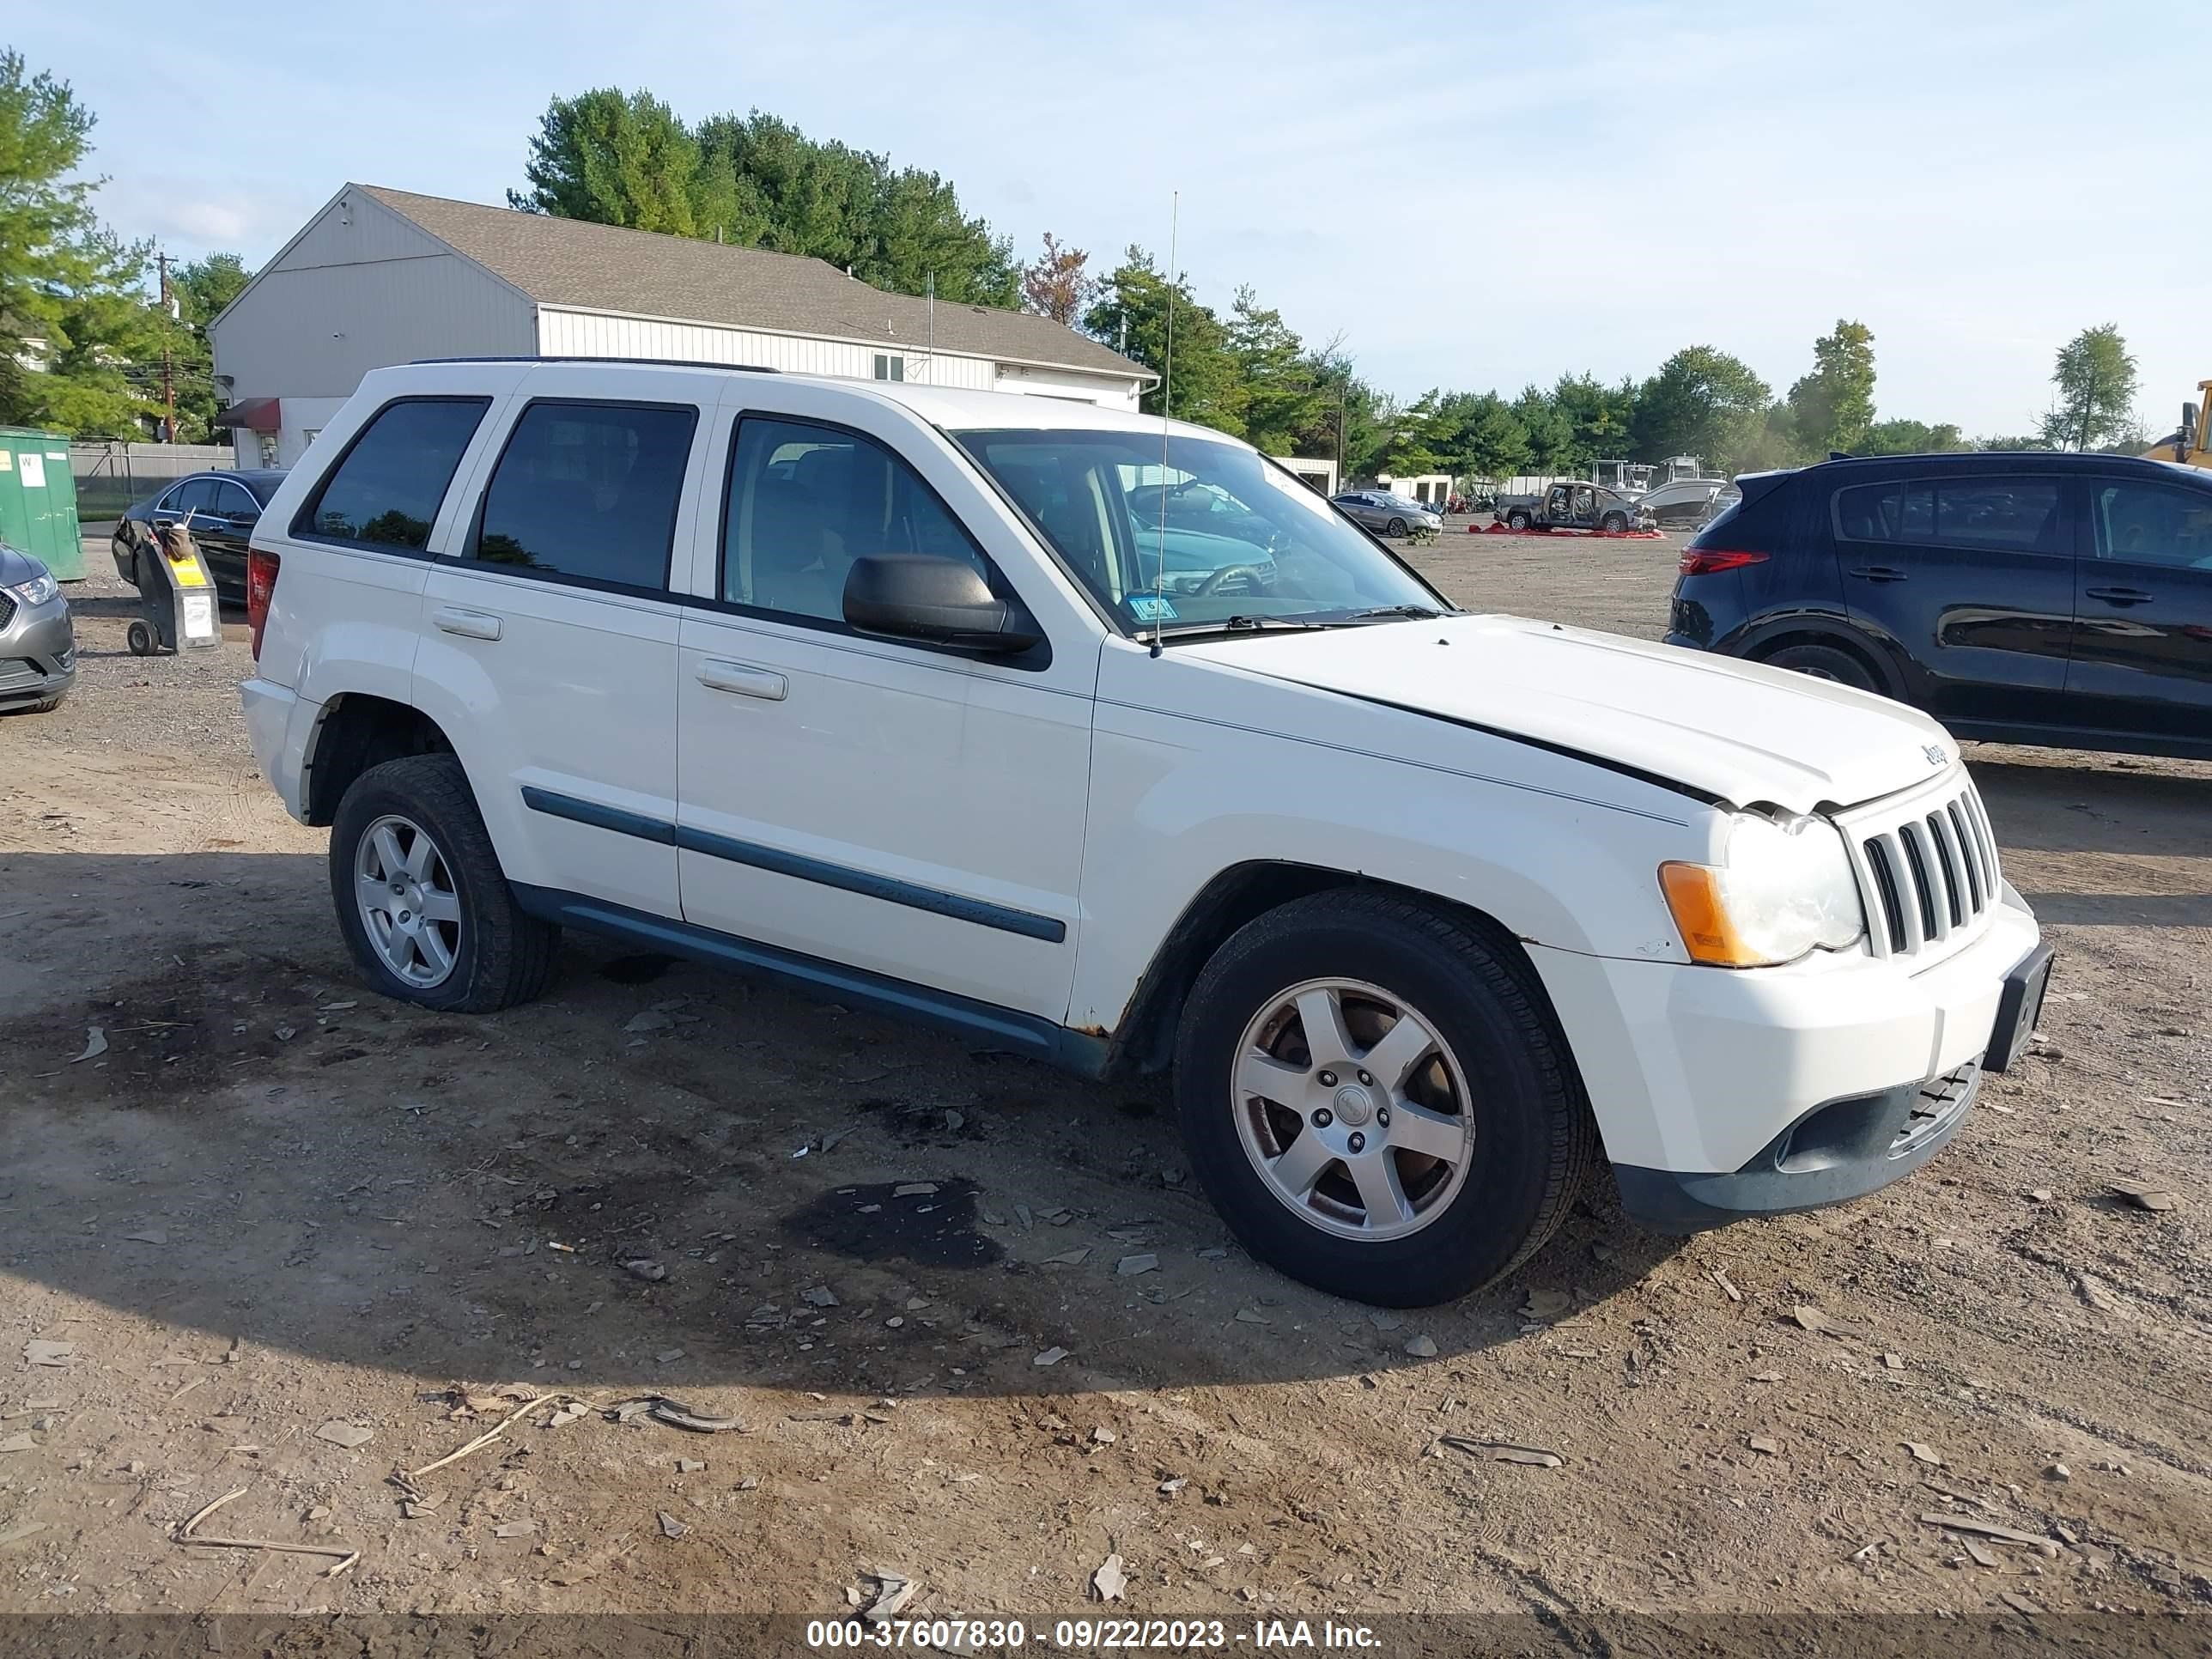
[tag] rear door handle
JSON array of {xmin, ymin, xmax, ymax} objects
[
  {"xmin": 2083, "ymin": 586, "xmax": 2154, "ymax": 606},
  {"xmin": 432, "ymin": 606, "xmax": 502, "ymax": 641},
  {"xmin": 1848, "ymin": 565, "xmax": 1908, "ymax": 583},
  {"xmin": 696, "ymin": 659, "xmax": 787, "ymax": 701}
]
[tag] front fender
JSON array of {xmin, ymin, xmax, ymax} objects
[{"xmin": 1068, "ymin": 684, "xmax": 1719, "ymax": 1033}]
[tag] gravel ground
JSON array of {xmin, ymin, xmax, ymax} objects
[{"xmin": 0, "ymin": 531, "xmax": 2203, "ymax": 1636}]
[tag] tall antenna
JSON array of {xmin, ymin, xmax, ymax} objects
[
  {"xmin": 927, "ymin": 270, "xmax": 935, "ymax": 369},
  {"xmin": 1149, "ymin": 191, "xmax": 1178, "ymax": 656}
]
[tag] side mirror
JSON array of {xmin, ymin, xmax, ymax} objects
[
  {"xmin": 843, "ymin": 555, "xmax": 1043, "ymax": 655},
  {"xmin": 2182, "ymin": 401, "xmax": 2200, "ymax": 455}
]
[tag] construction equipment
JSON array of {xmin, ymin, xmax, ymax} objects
[
  {"xmin": 2152, "ymin": 381, "xmax": 2212, "ymax": 470},
  {"xmin": 127, "ymin": 514, "xmax": 222, "ymax": 656}
]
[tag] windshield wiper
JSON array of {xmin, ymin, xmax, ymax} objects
[
  {"xmin": 1152, "ymin": 615, "xmax": 1336, "ymax": 640},
  {"xmin": 1341, "ymin": 604, "xmax": 1447, "ymax": 621}
]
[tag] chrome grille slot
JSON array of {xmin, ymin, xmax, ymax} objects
[{"xmin": 1842, "ymin": 773, "xmax": 2001, "ymax": 963}]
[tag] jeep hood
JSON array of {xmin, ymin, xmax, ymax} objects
[{"xmin": 1177, "ymin": 613, "xmax": 1956, "ymax": 814}]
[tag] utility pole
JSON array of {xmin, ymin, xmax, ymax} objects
[{"xmin": 155, "ymin": 249, "xmax": 176, "ymax": 443}]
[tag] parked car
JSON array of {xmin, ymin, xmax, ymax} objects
[
  {"xmin": 0, "ymin": 540, "xmax": 76, "ymax": 714},
  {"xmin": 1329, "ymin": 490, "xmax": 1442, "ymax": 537},
  {"xmin": 112, "ymin": 469, "xmax": 288, "ymax": 603},
  {"xmin": 1668, "ymin": 451, "xmax": 2212, "ymax": 761},
  {"xmin": 239, "ymin": 360, "xmax": 2049, "ymax": 1306},
  {"xmin": 1493, "ymin": 481, "xmax": 1651, "ymax": 532}
]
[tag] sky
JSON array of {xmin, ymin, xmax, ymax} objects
[{"xmin": 15, "ymin": 0, "xmax": 2209, "ymax": 437}]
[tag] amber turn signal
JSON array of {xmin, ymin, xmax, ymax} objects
[{"xmin": 1658, "ymin": 862, "xmax": 1759, "ymax": 968}]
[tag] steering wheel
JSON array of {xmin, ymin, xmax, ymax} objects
[{"xmin": 1194, "ymin": 563, "xmax": 1265, "ymax": 597}]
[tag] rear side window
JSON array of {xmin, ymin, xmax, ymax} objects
[
  {"xmin": 166, "ymin": 477, "xmax": 221, "ymax": 516},
  {"xmin": 1834, "ymin": 476, "xmax": 2060, "ymax": 554},
  {"xmin": 300, "ymin": 398, "xmax": 489, "ymax": 550},
  {"xmin": 468, "ymin": 401, "xmax": 697, "ymax": 592}
]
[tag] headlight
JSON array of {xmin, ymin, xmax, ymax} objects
[
  {"xmin": 5, "ymin": 572, "xmax": 58, "ymax": 608},
  {"xmin": 1659, "ymin": 812, "xmax": 1865, "ymax": 967}
]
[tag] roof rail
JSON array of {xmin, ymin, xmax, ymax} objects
[{"xmin": 404, "ymin": 355, "xmax": 781, "ymax": 374}]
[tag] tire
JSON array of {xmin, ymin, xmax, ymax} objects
[
  {"xmin": 1505, "ymin": 509, "xmax": 1531, "ymax": 531},
  {"xmin": 1600, "ymin": 511, "xmax": 1628, "ymax": 533},
  {"xmin": 1762, "ymin": 641, "xmax": 1878, "ymax": 692},
  {"xmin": 1384, "ymin": 517, "xmax": 1407, "ymax": 538},
  {"xmin": 126, "ymin": 620, "xmax": 155, "ymax": 657},
  {"xmin": 1175, "ymin": 888, "xmax": 1595, "ymax": 1306},
  {"xmin": 329, "ymin": 753, "xmax": 558, "ymax": 1013}
]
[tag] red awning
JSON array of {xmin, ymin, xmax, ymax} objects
[{"xmin": 211, "ymin": 398, "xmax": 281, "ymax": 432}]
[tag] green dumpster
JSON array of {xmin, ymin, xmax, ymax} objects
[{"xmin": 0, "ymin": 428, "xmax": 85, "ymax": 580}]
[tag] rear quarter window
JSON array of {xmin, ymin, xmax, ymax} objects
[{"xmin": 295, "ymin": 398, "xmax": 490, "ymax": 551}]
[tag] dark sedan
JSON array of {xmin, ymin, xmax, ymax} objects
[{"xmin": 112, "ymin": 469, "xmax": 287, "ymax": 602}]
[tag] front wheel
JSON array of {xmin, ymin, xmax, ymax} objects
[
  {"xmin": 1175, "ymin": 889, "xmax": 1594, "ymax": 1306},
  {"xmin": 1600, "ymin": 511, "xmax": 1628, "ymax": 532},
  {"xmin": 329, "ymin": 753, "xmax": 558, "ymax": 1012},
  {"xmin": 1384, "ymin": 516, "xmax": 1407, "ymax": 538}
]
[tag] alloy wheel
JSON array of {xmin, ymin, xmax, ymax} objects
[
  {"xmin": 354, "ymin": 813, "xmax": 463, "ymax": 988},
  {"xmin": 1231, "ymin": 977, "xmax": 1477, "ymax": 1242}
]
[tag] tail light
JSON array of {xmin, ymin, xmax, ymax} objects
[
  {"xmin": 246, "ymin": 548, "xmax": 281, "ymax": 659},
  {"xmin": 1678, "ymin": 547, "xmax": 1769, "ymax": 575}
]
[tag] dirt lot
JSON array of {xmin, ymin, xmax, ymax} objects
[{"xmin": 1, "ymin": 538, "xmax": 2205, "ymax": 1637}]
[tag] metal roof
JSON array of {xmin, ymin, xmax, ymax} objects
[{"xmin": 356, "ymin": 185, "xmax": 1152, "ymax": 385}]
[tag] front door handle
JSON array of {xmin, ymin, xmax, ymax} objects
[
  {"xmin": 2083, "ymin": 586, "xmax": 2154, "ymax": 606},
  {"xmin": 432, "ymin": 606, "xmax": 502, "ymax": 641},
  {"xmin": 696, "ymin": 659, "xmax": 788, "ymax": 701},
  {"xmin": 1848, "ymin": 565, "xmax": 1908, "ymax": 583}
]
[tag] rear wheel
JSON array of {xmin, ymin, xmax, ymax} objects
[
  {"xmin": 1505, "ymin": 509, "xmax": 1531, "ymax": 531},
  {"xmin": 1763, "ymin": 641, "xmax": 1877, "ymax": 692},
  {"xmin": 1175, "ymin": 889, "xmax": 1593, "ymax": 1306},
  {"xmin": 329, "ymin": 753, "xmax": 558, "ymax": 1013}
]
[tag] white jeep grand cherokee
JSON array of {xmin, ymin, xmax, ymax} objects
[{"xmin": 240, "ymin": 358, "xmax": 2051, "ymax": 1306}]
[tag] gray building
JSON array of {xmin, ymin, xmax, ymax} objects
[{"xmin": 210, "ymin": 184, "xmax": 1154, "ymax": 468}]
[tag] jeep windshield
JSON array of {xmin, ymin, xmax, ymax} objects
[{"xmin": 953, "ymin": 429, "xmax": 1448, "ymax": 636}]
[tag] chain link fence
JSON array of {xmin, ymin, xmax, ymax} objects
[{"xmin": 69, "ymin": 441, "xmax": 236, "ymax": 521}]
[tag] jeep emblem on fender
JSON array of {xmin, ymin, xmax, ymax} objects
[{"xmin": 1924, "ymin": 744, "xmax": 1947, "ymax": 766}]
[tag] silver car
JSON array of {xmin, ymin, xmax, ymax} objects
[
  {"xmin": 0, "ymin": 541, "xmax": 75, "ymax": 714},
  {"xmin": 1329, "ymin": 490, "xmax": 1443, "ymax": 537}
]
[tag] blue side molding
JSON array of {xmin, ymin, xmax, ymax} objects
[
  {"xmin": 510, "ymin": 884, "xmax": 1109, "ymax": 1077},
  {"xmin": 519, "ymin": 787, "xmax": 1066, "ymax": 944}
]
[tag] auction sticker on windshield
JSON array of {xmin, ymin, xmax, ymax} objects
[{"xmin": 1128, "ymin": 596, "xmax": 1179, "ymax": 622}]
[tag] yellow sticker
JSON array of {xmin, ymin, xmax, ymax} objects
[
  {"xmin": 0, "ymin": 451, "xmax": 11, "ymax": 471},
  {"xmin": 168, "ymin": 550, "xmax": 213, "ymax": 589}
]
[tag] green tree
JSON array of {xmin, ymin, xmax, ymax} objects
[
  {"xmin": 1282, "ymin": 343, "xmax": 1383, "ymax": 479},
  {"xmin": 1858, "ymin": 417, "xmax": 1968, "ymax": 456},
  {"xmin": 1786, "ymin": 319, "xmax": 1876, "ymax": 454},
  {"xmin": 1447, "ymin": 391, "xmax": 1530, "ymax": 482},
  {"xmin": 1083, "ymin": 247, "xmax": 1243, "ymax": 432},
  {"xmin": 1550, "ymin": 373, "xmax": 1638, "ymax": 472},
  {"xmin": 1225, "ymin": 288, "xmax": 1321, "ymax": 455},
  {"xmin": 0, "ymin": 50, "xmax": 166, "ymax": 435},
  {"xmin": 2039, "ymin": 324, "xmax": 2139, "ymax": 452},
  {"xmin": 1511, "ymin": 385, "xmax": 1577, "ymax": 473},
  {"xmin": 509, "ymin": 88, "xmax": 708, "ymax": 234},
  {"xmin": 515, "ymin": 94, "xmax": 1018, "ymax": 306},
  {"xmin": 1632, "ymin": 346, "xmax": 1772, "ymax": 471}
]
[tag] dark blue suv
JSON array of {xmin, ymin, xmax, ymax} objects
[{"xmin": 1667, "ymin": 452, "xmax": 2212, "ymax": 760}]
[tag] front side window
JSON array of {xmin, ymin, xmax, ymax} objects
[
  {"xmin": 1835, "ymin": 475, "xmax": 2058, "ymax": 553},
  {"xmin": 722, "ymin": 416, "xmax": 991, "ymax": 623},
  {"xmin": 956, "ymin": 429, "xmax": 1445, "ymax": 635},
  {"xmin": 213, "ymin": 481, "xmax": 258, "ymax": 519},
  {"xmin": 302, "ymin": 398, "xmax": 489, "ymax": 550},
  {"xmin": 2092, "ymin": 478, "xmax": 2212, "ymax": 569},
  {"xmin": 468, "ymin": 401, "xmax": 696, "ymax": 591}
]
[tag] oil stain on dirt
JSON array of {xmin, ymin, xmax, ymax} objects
[{"xmin": 781, "ymin": 1177, "xmax": 1002, "ymax": 1268}]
